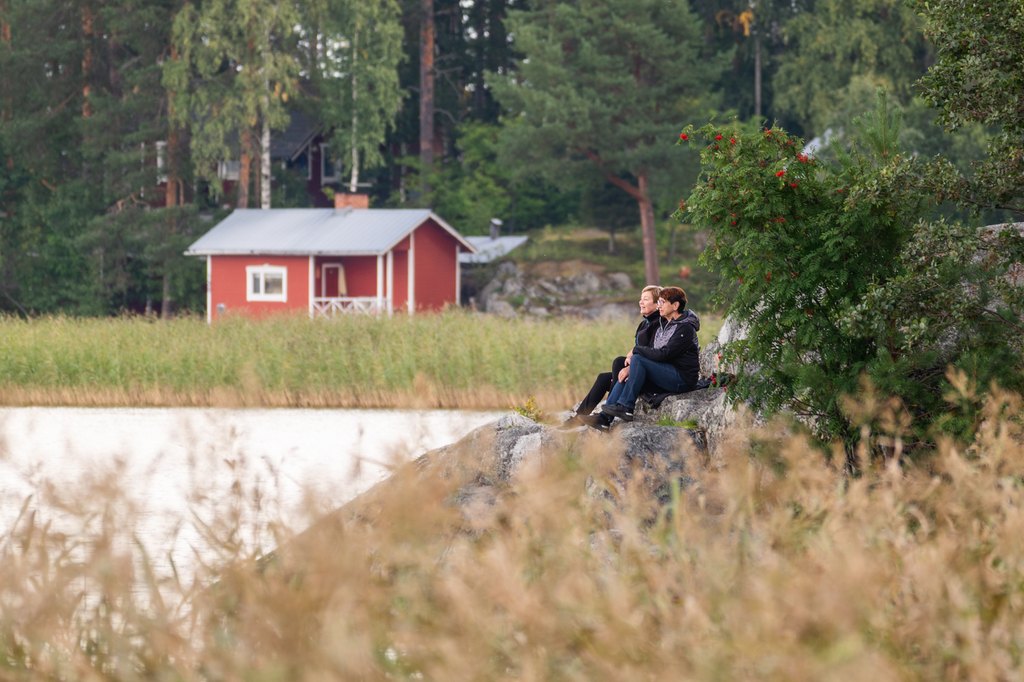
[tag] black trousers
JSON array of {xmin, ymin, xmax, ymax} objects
[{"xmin": 575, "ymin": 355, "xmax": 627, "ymax": 416}]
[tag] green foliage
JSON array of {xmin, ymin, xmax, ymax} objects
[
  {"xmin": 655, "ymin": 415, "xmax": 698, "ymax": 429},
  {"xmin": 913, "ymin": 0, "xmax": 1024, "ymax": 214},
  {"xmin": 512, "ymin": 395, "xmax": 545, "ymax": 422},
  {"xmin": 304, "ymin": 0, "xmax": 404, "ymax": 182},
  {"xmin": 1, "ymin": 186, "xmax": 100, "ymax": 315},
  {"xmin": 492, "ymin": 0, "xmax": 723, "ymax": 178},
  {"xmin": 271, "ymin": 164, "xmax": 315, "ymax": 208},
  {"xmin": 678, "ymin": 93, "xmax": 1024, "ymax": 456},
  {"xmin": 490, "ymin": 0, "xmax": 727, "ymax": 279},
  {"xmin": 772, "ymin": 0, "xmax": 930, "ymax": 137},
  {"xmin": 167, "ymin": 0, "xmax": 301, "ymax": 197},
  {"xmin": 425, "ymin": 122, "xmax": 577, "ymax": 233}
]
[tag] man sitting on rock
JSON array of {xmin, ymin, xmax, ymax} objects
[
  {"xmin": 565, "ymin": 284, "xmax": 663, "ymax": 430},
  {"xmin": 600, "ymin": 286, "xmax": 701, "ymax": 423}
]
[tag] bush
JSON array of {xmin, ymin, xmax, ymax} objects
[{"xmin": 678, "ymin": 93, "xmax": 1024, "ymax": 461}]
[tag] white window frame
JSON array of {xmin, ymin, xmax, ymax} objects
[
  {"xmin": 246, "ymin": 264, "xmax": 288, "ymax": 302},
  {"xmin": 320, "ymin": 142, "xmax": 337, "ymax": 184}
]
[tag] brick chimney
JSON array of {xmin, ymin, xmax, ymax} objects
[{"xmin": 334, "ymin": 192, "xmax": 369, "ymax": 209}]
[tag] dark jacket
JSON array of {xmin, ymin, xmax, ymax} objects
[
  {"xmin": 634, "ymin": 310, "xmax": 662, "ymax": 348},
  {"xmin": 571, "ymin": 309, "xmax": 664, "ymax": 417},
  {"xmin": 632, "ymin": 309, "xmax": 701, "ymax": 385}
]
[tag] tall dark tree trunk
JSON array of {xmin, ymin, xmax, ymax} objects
[
  {"xmin": 419, "ymin": 0, "xmax": 434, "ymax": 196},
  {"xmin": 592, "ymin": 157, "xmax": 660, "ymax": 284},
  {"xmin": 165, "ymin": 44, "xmax": 184, "ymax": 208},
  {"xmin": 637, "ymin": 172, "xmax": 659, "ymax": 286},
  {"xmin": 81, "ymin": 3, "xmax": 94, "ymax": 119}
]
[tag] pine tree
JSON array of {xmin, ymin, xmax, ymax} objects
[
  {"xmin": 0, "ymin": 0, "xmax": 108, "ymax": 313},
  {"xmin": 490, "ymin": 0, "xmax": 727, "ymax": 285}
]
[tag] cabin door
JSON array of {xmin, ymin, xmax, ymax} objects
[{"xmin": 321, "ymin": 264, "xmax": 347, "ymax": 298}]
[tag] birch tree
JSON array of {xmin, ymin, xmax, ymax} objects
[
  {"xmin": 302, "ymin": 0, "xmax": 403, "ymax": 195},
  {"xmin": 167, "ymin": 0, "xmax": 300, "ymax": 208}
]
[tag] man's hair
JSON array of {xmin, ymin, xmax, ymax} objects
[
  {"xmin": 659, "ymin": 286, "xmax": 687, "ymax": 309},
  {"xmin": 641, "ymin": 284, "xmax": 662, "ymax": 301}
]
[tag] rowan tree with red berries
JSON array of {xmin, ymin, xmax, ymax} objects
[{"xmin": 678, "ymin": 92, "xmax": 1024, "ymax": 462}]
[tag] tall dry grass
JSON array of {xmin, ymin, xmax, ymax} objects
[
  {"xmin": 3, "ymin": 385, "xmax": 1024, "ymax": 679},
  {"xmin": 0, "ymin": 312, "xmax": 723, "ymax": 411}
]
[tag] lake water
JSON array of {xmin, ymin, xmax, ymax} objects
[{"xmin": 0, "ymin": 407, "xmax": 503, "ymax": 581}]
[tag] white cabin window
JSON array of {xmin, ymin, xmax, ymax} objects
[
  {"xmin": 246, "ymin": 265, "xmax": 287, "ymax": 302},
  {"xmin": 320, "ymin": 143, "xmax": 338, "ymax": 184}
]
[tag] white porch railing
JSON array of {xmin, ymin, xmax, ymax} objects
[{"xmin": 311, "ymin": 297, "xmax": 383, "ymax": 318}]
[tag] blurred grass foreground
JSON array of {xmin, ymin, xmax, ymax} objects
[
  {"xmin": 3, "ymin": 385, "xmax": 1024, "ymax": 679},
  {"xmin": 0, "ymin": 312, "xmax": 721, "ymax": 411}
]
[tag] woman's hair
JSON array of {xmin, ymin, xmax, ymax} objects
[
  {"xmin": 641, "ymin": 284, "xmax": 661, "ymax": 301},
  {"xmin": 658, "ymin": 286, "xmax": 687, "ymax": 309}
]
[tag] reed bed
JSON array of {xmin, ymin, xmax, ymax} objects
[
  {"xmin": 2, "ymin": 388, "xmax": 1024, "ymax": 679},
  {"xmin": 0, "ymin": 312, "xmax": 723, "ymax": 411}
]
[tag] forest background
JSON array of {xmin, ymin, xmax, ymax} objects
[{"xmin": 2, "ymin": 0, "xmax": 1017, "ymax": 319}]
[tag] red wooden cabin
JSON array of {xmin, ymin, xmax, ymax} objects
[{"xmin": 185, "ymin": 194, "xmax": 476, "ymax": 322}]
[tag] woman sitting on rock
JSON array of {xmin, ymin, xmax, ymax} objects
[
  {"xmin": 600, "ymin": 286, "xmax": 700, "ymax": 423},
  {"xmin": 565, "ymin": 284, "xmax": 663, "ymax": 430}
]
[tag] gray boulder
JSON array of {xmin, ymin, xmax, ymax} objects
[
  {"xmin": 606, "ymin": 272, "xmax": 633, "ymax": 291},
  {"xmin": 486, "ymin": 299, "xmax": 517, "ymax": 318},
  {"xmin": 381, "ymin": 410, "xmax": 713, "ymax": 527},
  {"xmin": 570, "ymin": 271, "xmax": 602, "ymax": 295},
  {"xmin": 646, "ymin": 388, "xmax": 735, "ymax": 457},
  {"xmin": 337, "ymin": 320, "xmax": 750, "ymax": 524}
]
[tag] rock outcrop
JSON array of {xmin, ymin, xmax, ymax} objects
[
  {"xmin": 345, "ymin": 370, "xmax": 741, "ymax": 530},
  {"xmin": 473, "ymin": 260, "xmax": 637, "ymax": 319},
  {"xmin": 409, "ymin": 410, "xmax": 713, "ymax": 525},
  {"xmin": 336, "ymin": 317, "xmax": 745, "ymax": 527},
  {"xmin": 291, "ymin": 311, "xmax": 746, "ymax": 552}
]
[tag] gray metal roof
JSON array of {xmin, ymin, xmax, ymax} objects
[
  {"xmin": 270, "ymin": 109, "xmax": 319, "ymax": 161},
  {"xmin": 459, "ymin": 236, "xmax": 529, "ymax": 264},
  {"xmin": 184, "ymin": 208, "xmax": 476, "ymax": 257}
]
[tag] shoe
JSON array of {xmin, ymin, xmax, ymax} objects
[
  {"xmin": 600, "ymin": 403, "xmax": 634, "ymax": 422},
  {"xmin": 579, "ymin": 413, "xmax": 611, "ymax": 431}
]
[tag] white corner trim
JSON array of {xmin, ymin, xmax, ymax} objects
[
  {"xmin": 376, "ymin": 254, "xmax": 384, "ymax": 315},
  {"xmin": 206, "ymin": 256, "xmax": 212, "ymax": 324},
  {"xmin": 308, "ymin": 256, "xmax": 315, "ymax": 318},
  {"xmin": 386, "ymin": 250, "xmax": 394, "ymax": 316},
  {"xmin": 454, "ymin": 243, "xmax": 461, "ymax": 307},
  {"xmin": 408, "ymin": 231, "xmax": 416, "ymax": 314}
]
